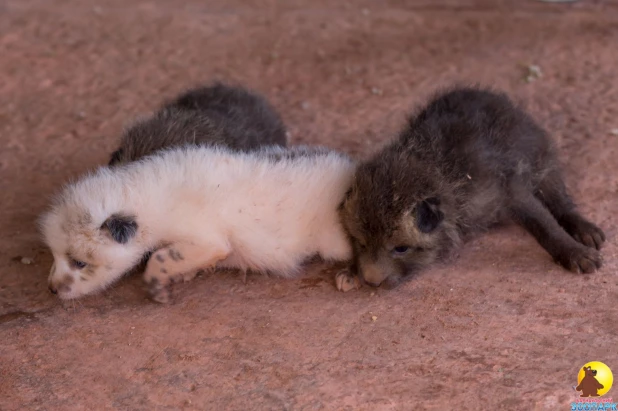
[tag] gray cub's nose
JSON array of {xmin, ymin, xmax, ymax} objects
[
  {"xmin": 48, "ymin": 285, "xmax": 58, "ymax": 294},
  {"xmin": 364, "ymin": 278, "xmax": 383, "ymax": 287}
]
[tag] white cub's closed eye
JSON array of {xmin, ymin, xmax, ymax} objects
[{"xmin": 70, "ymin": 258, "xmax": 87, "ymax": 269}]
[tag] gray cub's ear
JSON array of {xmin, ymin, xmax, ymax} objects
[
  {"xmin": 416, "ymin": 197, "xmax": 444, "ymax": 233},
  {"xmin": 101, "ymin": 214, "xmax": 138, "ymax": 244}
]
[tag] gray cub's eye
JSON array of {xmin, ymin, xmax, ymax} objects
[
  {"xmin": 70, "ymin": 259, "xmax": 87, "ymax": 269},
  {"xmin": 393, "ymin": 246, "xmax": 410, "ymax": 254}
]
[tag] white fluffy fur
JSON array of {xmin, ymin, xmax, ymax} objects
[{"xmin": 40, "ymin": 145, "xmax": 355, "ymax": 300}]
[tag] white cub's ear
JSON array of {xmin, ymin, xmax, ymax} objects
[{"xmin": 101, "ymin": 214, "xmax": 138, "ymax": 244}]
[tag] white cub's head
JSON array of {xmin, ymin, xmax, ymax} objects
[{"xmin": 40, "ymin": 171, "xmax": 147, "ymax": 299}]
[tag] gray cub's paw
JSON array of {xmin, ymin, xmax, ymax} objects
[
  {"xmin": 560, "ymin": 213, "xmax": 605, "ymax": 250},
  {"xmin": 567, "ymin": 219, "xmax": 606, "ymax": 250},
  {"xmin": 555, "ymin": 245, "xmax": 602, "ymax": 274},
  {"xmin": 335, "ymin": 270, "xmax": 360, "ymax": 292}
]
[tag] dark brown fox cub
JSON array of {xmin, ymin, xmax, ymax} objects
[
  {"xmin": 339, "ymin": 87, "xmax": 605, "ymax": 289},
  {"xmin": 109, "ymin": 83, "xmax": 287, "ymax": 166}
]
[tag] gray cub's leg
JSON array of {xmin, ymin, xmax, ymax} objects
[
  {"xmin": 509, "ymin": 183, "xmax": 602, "ymax": 274},
  {"xmin": 535, "ymin": 170, "xmax": 605, "ymax": 250}
]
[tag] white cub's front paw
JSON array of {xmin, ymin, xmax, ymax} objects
[{"xmin": 144, "ymin": 246, "xmax": 198, "ymax": 303}]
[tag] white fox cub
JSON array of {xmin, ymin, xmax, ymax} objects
[{"xmin": 41, "ymin": 145, "xmax": 355, "ymax": 302}]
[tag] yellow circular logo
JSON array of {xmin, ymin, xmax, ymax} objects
[{"xmin": 576, "ymin": 362, "xmax": 613, "ymax": 397}]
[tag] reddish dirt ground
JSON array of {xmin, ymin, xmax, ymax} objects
[{"xmin": 1, "ymin": 0, "xmax": 617, "ymax": 409}]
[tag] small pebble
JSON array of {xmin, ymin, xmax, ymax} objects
[
  {"xmin": 371, "ymin": 315, "xmax": 377, "ymax": 322},
  {"xmin": 609, "ymin": 129, "xmax": 618, "ymax": 136},
  {"xmin": 371, "ymin": 87, "xmax": 383, "ymax": 96},
  {"xmin": 21, "ymin": 257, "xmax": 34, "ymax": 265},
  {"xmin": 524, "ymin": 64, "xmax": 543, "ymax": 83}
]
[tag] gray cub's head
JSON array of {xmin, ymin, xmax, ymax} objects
[{"xmin": 339, "ymin": 157, "xmax": 450, "ymax": 288}]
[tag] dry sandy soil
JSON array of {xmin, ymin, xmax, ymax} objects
[{"xmin": 1, "ymin": 0, "xmax": 617, "ymax": 409}]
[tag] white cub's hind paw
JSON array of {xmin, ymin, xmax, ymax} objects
[{"xmin": 335, "ymin": 269, "xmax": 360, "ymax": 292}]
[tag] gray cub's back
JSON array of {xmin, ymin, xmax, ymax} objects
[{"xmin": 109, "ymin": 83, "xmax": 288, "ymax": 166}]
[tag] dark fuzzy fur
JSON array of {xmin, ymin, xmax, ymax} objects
[
  {"xmin": 108, "ymin": 83, "xmax": 287, "ymax": 166},
  {"xmin": 340, "ymin": 86, "xmax": 605, "ymax": 289}
]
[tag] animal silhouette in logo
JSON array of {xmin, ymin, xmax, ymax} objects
[{"xmin": 576, "ymin": 366, "xmax": 605, "ymax": 397}]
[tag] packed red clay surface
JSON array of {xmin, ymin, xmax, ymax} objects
[{"xmin": 1, "ymin": 0, "xmax": 617, "ymax": 409}]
